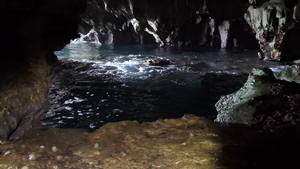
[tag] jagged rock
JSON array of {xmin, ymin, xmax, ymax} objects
[
  {"xmin": 273, "ymin": 64, "xmax": 300, "ymax": 83},
  {"xmin": 215, "ymin": 65, "xmax": 300, "ymax": 130},
  {"xmin": 80, "ymin": 0, "xmax": 257, "ymax": 49},
  {"xmin": 215, "ymin": 68, "xmax": 275, "ymax": 125},
  {"xmin": 244, "ymin": 0, "xmax": 300, "ymax": 61}
]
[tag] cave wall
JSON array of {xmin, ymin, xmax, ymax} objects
[
  {"xmin": 1, "ymin": 0, "xmax": 300, "ymax": 140},
  {"xmin": 0, "ymin": 0, "xmax": 86, "ymax": 140},
  {"xmin": 80, "ymin": 0, "xmax": 300, "ymax": 61},
  {"xmin": 245, "ymin": 0, "xmax": 300, "ymax": 61},
  {"xmin": 79, "ymin": 0, "xmax": 259, "ymax": 49}
]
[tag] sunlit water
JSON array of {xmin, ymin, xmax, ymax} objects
[{"xmin": 43, "ymin": 43, "xmax": 278, "ymax": 131}]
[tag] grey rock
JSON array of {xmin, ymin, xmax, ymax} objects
[
  {"xmin": 215, "ymin": 68, "xmax": 274, "ymax": 125},
  {"xmin": 215, "ymin": 65, "xmax": 300, "ymax": 130}
]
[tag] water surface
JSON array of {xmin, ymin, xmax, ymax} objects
[{"xmin": 43, "ymin": 43, "xmax": 278, "ymax": 131}]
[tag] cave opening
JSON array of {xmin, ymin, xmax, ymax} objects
[
  {"xmin": 41, "ymin": 0, "xmax": 278, "ymax": 131},
  {"xmin": 1, "ymin": 0, "xmax": 300, "ymax": 168}
]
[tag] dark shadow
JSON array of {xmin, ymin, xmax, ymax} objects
[{"xmin": 218, "ymin": 124, "xmax": 300, "ymax": 169}]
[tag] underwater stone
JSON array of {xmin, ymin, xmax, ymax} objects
[{"xmin": 147, "ymin": 58, "xmax": 172, "ymax": 67}]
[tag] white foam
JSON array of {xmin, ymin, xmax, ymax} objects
[
  {"xmin": 64, "ymin": 97, "xmax": 85, "ymax": 105},
  {"xmin": 65, "ymin": 106, "xmax": 73, "ymax": 111}
]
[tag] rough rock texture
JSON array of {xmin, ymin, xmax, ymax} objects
[
  {"xmin": 79, "ymin": 0, "xmax": 258, "ymax": 49},
  {"xmin": 0, "ymin": 53, "xmax": 52, "ymax": 141},
  {"xmin": 244, "ymin": 0, "xmax": 300, "ymax": 61},
  {"xmin": 0, "ymin": 116, "xmax": 224, "ymax": 169},
  {"xmin": 78, "ymin": 0, "xmax": 300, "ymax": 60},
  {"xmin": 215, "ymin": 68, "xmax": 275, "ymax": 125},
  {"xmin": 0, "ymin": 0, "xmax": 86, "ymax": 140},
  {"xmin": 215, "ymin": 65, "xmax": 300, "ymax": 131},
  {"xmin": 1, "ymin": 115, "xmax": 300, "ymax": 169}
]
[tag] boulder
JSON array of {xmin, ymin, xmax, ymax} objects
[
  {"xmin": 147, "ymin": 58, "xmax": 171, "ymax": 67},
  {"xmin": 215, "ymin": 65, "xmax": 300, "ymax": 131},
  {"xmin": 215, "ymin": 68, "xmax": 275, "ymax": 125}
]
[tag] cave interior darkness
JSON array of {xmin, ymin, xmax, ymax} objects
[{"xmin": 1, "ymin": 0, "xmax": 300, "ymax": 169}]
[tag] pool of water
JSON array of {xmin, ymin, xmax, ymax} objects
[{"xmin": 43, "ymin": 43, "xmax": 278, "ymax": 131}]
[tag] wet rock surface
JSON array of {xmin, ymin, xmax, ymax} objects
[
  {"xmin": 216, "ymin": 65, "xmax": 300, "ymax": 131},
  {"xmin": 215, "ymin": 68, "xmax": 276, "ymax": 125},
  {"xmin": 1, "ymin": 115, "xmax": 300, "ymax": 169},
  {"xmin": 147, "ymin": 58, "xmax": 172, "ymax": 67}
]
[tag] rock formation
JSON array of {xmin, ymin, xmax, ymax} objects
[
  {"xmin": 215, "ymin": 65, "xmax": 300, "ymax": 131},
  {"xmin": 79, "ymin": 0, "xmax": 258, "ymax": 49},
  {"xmin": 78, "ymin": 0, "xmax": 300, "ymax": 61},
  {"xmin": 244, "ymin": 0, "xmax": 300, "ymax": 61},
  {"xmin": 0, "ymin": 0, "xmax": 86, "ymax": 140}
]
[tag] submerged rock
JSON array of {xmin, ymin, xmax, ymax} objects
[
  {"xmin": 215, "ymin": 65, "xmax": 300, "ymax": 130},
  {"xmin": 146, "ymin": 58, "xmax": 172, "ymax": 67}
]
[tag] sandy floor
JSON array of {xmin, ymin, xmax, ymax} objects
[{"xmin": 0, "ymin": 115, "xmax": 299, "ymax": 169}]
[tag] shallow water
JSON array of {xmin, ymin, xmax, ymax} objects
[{"xmin": 43, "ymin": 43, "xmax": 278, "ymax": 131}]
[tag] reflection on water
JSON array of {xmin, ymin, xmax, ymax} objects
[{"xmin": 43, "ymin": 43, "xmax": 278, "ymax": 131}]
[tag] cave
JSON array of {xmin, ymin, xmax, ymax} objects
[{"xmin": 1, "ymin": 0, "xmax": 300, "ymax": 168}]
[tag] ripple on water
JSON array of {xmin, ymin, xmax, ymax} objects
[{"xmin": 47, "ymin": 44, "xmax": 279, "ymax": 130}]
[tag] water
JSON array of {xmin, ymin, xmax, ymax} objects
[{"xmin": 43, "ymin": 43, "xmax": 278, "ymax": 131}]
